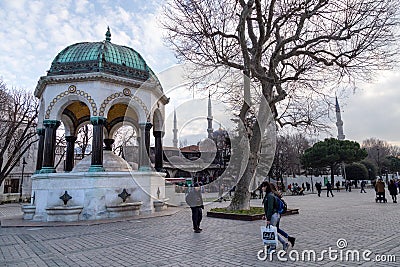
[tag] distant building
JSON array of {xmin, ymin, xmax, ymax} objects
[
  {"xmin": 160, "ymin": 94, "xmax": 232, "ymax": 188},
  {"xmin": 0, "ymin": 139, "xmax": 36, "ymax": 203}
]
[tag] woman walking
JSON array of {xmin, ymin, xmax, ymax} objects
[
  {"xmin": 261, "ymin": 181, "xmax": 290, "ymax": 251},
  {"xmin": 269, "ymin": 183, "xmax": 296, "ymax": 248}
]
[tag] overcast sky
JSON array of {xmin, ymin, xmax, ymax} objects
[{"xmin": 0, "ymin": 0, "xmax": 399, "ymax": 147}]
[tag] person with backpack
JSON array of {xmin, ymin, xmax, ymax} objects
[
  {"xmin": 261, "ymin": 181, "xmax": 288, "ymax": 251},
  {"xmin": 269, "ymin": 183, "xmax": 296, "ymax": 248}
]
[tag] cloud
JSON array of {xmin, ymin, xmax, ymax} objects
[
  {"xmin": 0, "ymin": 0, "xmax": 398, "ymax": 148},
  {"xmin": 0, "ymin": 0, "xmax": 176, "ymax": 88},
  {"xmin": 343, "ymin": 71, "xmax": 400, "ymax": 145}
]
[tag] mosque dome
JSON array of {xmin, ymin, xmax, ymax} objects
[
  {"xmin": 47, "ymin": 27, "xmax": 157, "ymax": 82},
  {"xmin": 198, "ymin": 138, "xmax": 217, "ymax": 153}
]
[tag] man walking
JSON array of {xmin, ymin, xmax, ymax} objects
[
  {"xmin": 315, "ymin": 182, "xmax": 322, "ymax": 197},
  {"xmin": 186, "ymin": 183, "xmax": 204, "ymax": 233},
  {"xmin": 360, "ymin": 180, "xmax": 367, "ymax": 193},
  {"xmin": 326, "ymin": 181, "xmax": 334, "ymax": 197}
]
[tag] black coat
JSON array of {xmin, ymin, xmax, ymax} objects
[
  {"xmin": 388, "ymin": 183, "xmax": 398, "ymax": 195},
  {"xmin": 326, "ymin": 182, "xmax": 332, "ymax": 190}
]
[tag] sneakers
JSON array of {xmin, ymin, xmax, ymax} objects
[
  {"xmin": 194, "ymin": 229, "xmax": 201, "ymax": 233},
  {"xmin": 288, "ymin": 236, "xmax": 296, "ymax": 247}
]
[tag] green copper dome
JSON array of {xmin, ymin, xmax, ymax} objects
[{"xmin": 48, "ymin": 28, "xmax": 153, "ymax": 81}]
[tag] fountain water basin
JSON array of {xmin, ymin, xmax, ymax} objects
[
  {"xmin": 46, "ymin": 206, "xmax": 83, "ymax": 222},
  {"xmin": 21, "ymin": 205, "xmax": 36, "ymax": 220},
  {"xmin": 106, "ymin": 202, "xmax": 143, "ymax": 218}
]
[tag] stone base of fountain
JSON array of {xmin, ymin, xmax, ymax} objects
[
  {"xmin": 106, "ymin": 202, "xmax": 142, "ymax": 218},
  {"xmin": 153, "ymin": 198, "xmax": 169, "ymax": 212},
  {"xmin": 29, "ymin": 171, "xmax": 166, "ymax": 222},
  {"xmin": 21, "ymin": 205, "xmax": 36, "ymax": 220},
  {"xmin": 46, "ymin": 206, "xmax": 83, "ymax": 222}
]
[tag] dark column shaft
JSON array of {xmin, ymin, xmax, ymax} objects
[
  {"xmin": 153, "ymin": 131, "xmax": 164, "ymax": 171},
  {"xmin": 42, "ymin": 120, "xmax": 61, "ymax": 171},
  {"xmin": 35, "ymin": 129, "xmax": 45, "ymax": 173},
  {"xmin": 145, "ymin": 123, "xmax": 152, "ymax": 157},
  {"xmin": 65, "ymin": 136, "xmax": 77, "ymax": 172},
  {"xmin": 90, "ymin": 117, "xmax": 106, "ymax": 169}
]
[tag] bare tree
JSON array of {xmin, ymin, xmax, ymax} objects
[
  {"xmin": 54, "ymin": 132, "xmax": 66, "ymax": 169},
  {"xmin": 76, "ymin": 125, "xmax": 92, "ymax": 159},
  {"xmin": 268, "ymin": 133, "xmax": 311, "ymax": 190},
  {"xmin": 0, "ymin": 80, "xmax": 38, "ymax": 185},
  {"xmin": 362, "ymin": 137, "xmax": 397, "ymax": 177},
  {"xmin": 163, "ymin": 0, "xmax": 399, "ymax": 210},
  {"xmin": 112, "ymin": 126, "xmax": 137, "ymax": 158}
]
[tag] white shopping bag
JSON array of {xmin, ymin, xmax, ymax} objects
[{"xmin": 260, "ymin": 225, "xmax": 278, "ymax": 246}]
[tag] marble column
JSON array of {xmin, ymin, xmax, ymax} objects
[
  {"xmin": 153, "ymin": 131, "xmax": 164, "ymax": 171},
  {"xmin": 40, "ymin": 120, "xmax": 61, "ymax": 173},
  {"xmin": 35, "ymin": 128, "xmax": 45, "ymax": 174},
  {"xmin": 64, "ymin": 136, "xmax": 77, "ymax": 172},
  {"xmin": 89, "ymin": 116, "xmax": 106, "ymax": 172},
  {"xmin": 138, "ymin": 122, "xmax": 152, "ymax": 171},
  {"xmin": 104, "ymin": 138, "xmax": 114, "ymax": 151}
]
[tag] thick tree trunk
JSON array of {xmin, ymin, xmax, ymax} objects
[
  {"xmin": 331, "ymin": 165, "xmax": 335, "ymax": 186},
  {"xmin": 227, "ymin": 153, "xmax": 258, "ymax": 210}
]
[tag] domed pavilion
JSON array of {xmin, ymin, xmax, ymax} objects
[{"xmin": 27, "ymin": 28, "xmax": 169, "ymax": 222}]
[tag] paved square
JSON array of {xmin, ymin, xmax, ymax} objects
[{"xmin": 0, "ymin": 189, "xmax": 398, "ymax": 266}]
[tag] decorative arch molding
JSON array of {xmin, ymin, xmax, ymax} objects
[
  {"xmin": 61, "ymin": 114, "xmax": 75, "ymax": 136},
  {"xmin": 45, "ymin": 85, "xmax": 97, "ymax": 119},
  {"xmin": 109, "ymin": 119, "xmax": 139, "ymax": 140},
  {"xmin": 99, "ymin": 89, "xmax": 150, "ymax": 121}
]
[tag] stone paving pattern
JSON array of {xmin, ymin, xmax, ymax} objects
[{"xmin": 0, "ymin": 189, "xmax": 398, "ymax": 266}]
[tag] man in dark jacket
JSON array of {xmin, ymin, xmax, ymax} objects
[
  {"xmin": 326, "ymin": 181, "xmax": 334, "ymax": 197},
  {"xmin": 315, "ymin": 182, "xmax": 322, "ymax": 197},
  {"xmin": 186, "ymin": 183, "xmax": 204, "ymax": 233}
]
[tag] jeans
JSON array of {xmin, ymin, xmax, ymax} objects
[
  {"xmin": 278, "ymin": 228, "xmax": 289, "ymax": 238},
  {"xmin": 270, "ymin": 213, "xmax": 286, "ymax": 246}
]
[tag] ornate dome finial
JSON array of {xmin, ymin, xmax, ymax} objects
[{"xmin": 105, "ymin": 26, "xmax": 111, "ymax": 42}]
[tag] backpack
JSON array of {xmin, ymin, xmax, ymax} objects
[{"xmin": 274, "ymin": 195, "xmax": 287, "ymax": 214}]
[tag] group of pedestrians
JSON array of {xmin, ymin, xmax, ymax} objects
[
  {"xmin": 376, "ymin": 178, "xmax": 399, "ymax": 203},
  {"xmin": 314, "ymin": 181, "xmax": 334, "ymax": 197},
  {"xmin": 314, "ymin": 180, "xmax": 372, "ymax": 197}
]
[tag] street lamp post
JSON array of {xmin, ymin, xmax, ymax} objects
[
  {"xmin": 377, "ymin": 148, "xmax": 381, "ymax": 178},
  {"xmin": 19, "ymin": 157, "xmax": 27, "ymax": 203}
]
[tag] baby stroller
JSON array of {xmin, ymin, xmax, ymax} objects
[{"xmin": 375, "ymin": 192, "xmax": 387, "ymax": 203}]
